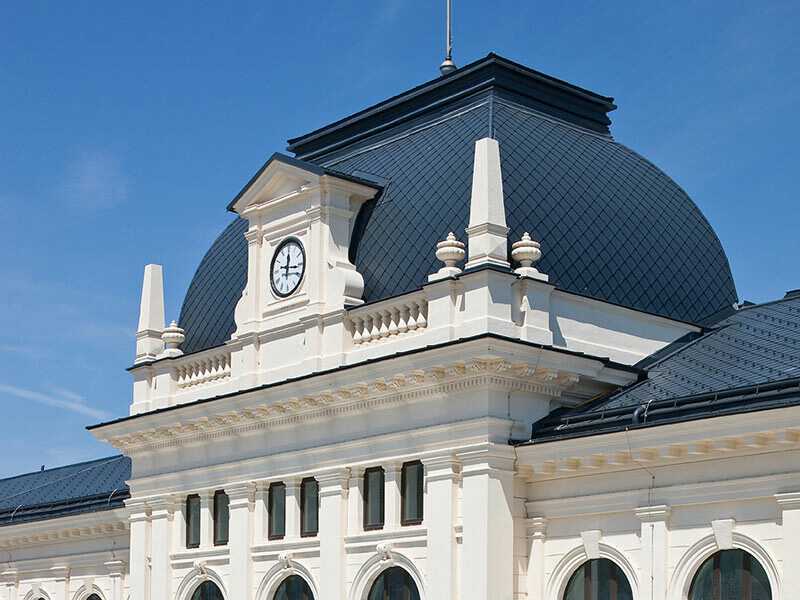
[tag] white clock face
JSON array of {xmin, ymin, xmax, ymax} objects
[{"xmin": 270, "ymin": 239, "xmax": 305, "ymax": 297}]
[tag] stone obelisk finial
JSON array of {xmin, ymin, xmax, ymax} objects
[
  {"xmin": 464, "ymin": 137, "xmax": 510, "ymax": 270},
  {"xmin": 134, "ymin": 264, "xmax": 165, "ymax": 363}
]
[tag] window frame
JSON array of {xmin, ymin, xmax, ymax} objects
[
  {"xmin": 268, "ymin": 481, "xmax": 286, "ymax": 540},
  {"xmin": 213, "ymin": 489, "xmax": 230, "ymax": 546},
  {"xmin": 363, "ymin": 466, "xmax": 385, "ymax": 531},
  {"xmin": 185, "ymin": 493, "xmax": 201, "ymax": 549},
  {"xmin": 400, "ymin": 460, "xmax": 424, "ymax": 526},
  {"xmin": 300, "ymin": 477, "xmax": 319, "ymax": 537}
]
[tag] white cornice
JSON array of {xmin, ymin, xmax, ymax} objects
[{"xmin": 101, "ymin": 357, "xmax": 584, "ymax": 455}]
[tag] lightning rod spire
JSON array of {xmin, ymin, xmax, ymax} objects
[{"xmin": 439, "ymin": 0, "xmax": 456, "ymax": 75}]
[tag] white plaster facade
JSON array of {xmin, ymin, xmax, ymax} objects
[{"xmin": 2, "ymin": 88, "xmax": 796, "ymax": 600}]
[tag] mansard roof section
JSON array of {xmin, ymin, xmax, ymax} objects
[
  {"xmin": 287, "ymin": 53, "xmax": 617, "ymax": 162},
  {"xmin": 227, "ymin": 152, "xmax": 382, "ymax": 214},
  {"xmin": 525, "ymin": 291, "xmax": 800, "ymax": 442},
  {"xmin": 0, "ymin": 455, "xmax": 130, "ymax": 527}
]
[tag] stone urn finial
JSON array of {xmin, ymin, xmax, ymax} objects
[
  {"xmin": 511, "ymin": 232, "xmax": 548, "ymax": 281},
  {"xmin": 161, "ymin": 320, "xmax": 185, "ymax": 357},
  {"xmin": 429, "ymin": 232, "xmax": 466, "ymax": 282}
]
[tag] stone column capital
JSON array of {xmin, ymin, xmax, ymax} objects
[
  {"xmin": 50, "ymin": 566, "xmax": 70, "ymax": 580},
  {"xmin": 105, "ymin": 560, "xmax": 126, "ymax": 576},
  {"xmin": 226, "ymin": 482, "xmax": 256, "ymax": 505},
  {"xmin": 316, "ymin": 467, "xmax": 351, "ymax": 496},
  {"xmin": 146, "ymin": 494, "xmax": 176, "ymax": 517},
  {"xmin": 456, "ymin": 444, "xmax": 516, "ymax": 475},
  {"xmin": 525, "ymin": 517, "xmax": 548, "ymax": 539},
  {"xmin": 635, "ymin": 504, "xmax": 671, "ymax": 523}
]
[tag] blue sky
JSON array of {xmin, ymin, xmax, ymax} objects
[{"xmin": 0, "ymin": 1, "xmax": 798, "ymax": 478}]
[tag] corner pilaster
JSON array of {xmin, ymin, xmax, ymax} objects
[
  {"xmin": 776, "ymin": 492, "xmax": 800, "ymax": 596},
  {"xmin": 227, "ymin": 483, "xmax": 256, "ymax": 600},
  {"xmin": 422, "ymin": 455, "xmax": 460, "ymax": 600},
  {"xmin": 525, "ymin": 517, "xmax": 547, "ymax": 600},
  {"xmin": 148, "ymin": 495, "xmax": 174, "ymax": 600},
  {"xmin": 317, "ymin": 468, "xmax": 350, "ymax": 600},
  {"xmin": 635, "ymin": 504, "xmax": 671, "ymax": 600}
]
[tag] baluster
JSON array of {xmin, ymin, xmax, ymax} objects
[
  {"xmin": 416, "ymin": 301, "xmax": 428, "ymax": 329},
  {"xmin": 369, "ymin": 314, "xmax": 381, "ymax": 341},
  {"xmin": 397, "ymin": 304, "xmax": 409, "ymax": 334},
  {"xmin": 379, "ymin": 310, "xmax": 391, "ymax": 337},
  {"xmin": 388, "ymin": 307, "xmax": 400, "ymax": 336},
  {"xmin": 352, "ymin": 317, "xmax": 364, "ymax": 344},
  {"xmin": 407, "ymin": 303, "xmax": 418, "ymax": 331}
]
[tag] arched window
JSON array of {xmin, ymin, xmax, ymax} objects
[
  {"xmin": 689, "ymin": 549, "xmax": 771, "ymax": 600},
  {"xmin": 273, "ymin": 575, "xmax": 314, "ymax": 600},
  {"xmin": 87, "ymin": 595, "xmax": 102, "ymax": 600},
  {"xmin": 190, "ymin": 582, "xmax": 224, "ymax": 600},
  {"xmin": 367, "ymin": 567, "xmax": 420, "ymax": 600},
  {"xmin": 563, "ymin": 558, "xmax": 633, "ymax": 600}
]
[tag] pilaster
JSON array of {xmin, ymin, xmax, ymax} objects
[
  {"xmin": 285, "ymin": 478, "xmax": 301, "ymax": 540},
  {"xmin": 127, "ymin": 500, "xmax": 150, "ymax": 600},
  {"xmin": 525, "ymin": 517, "xmax": 547, "ymax": 600},
  {"xmin": 776, "ymin": 492, "xmax": 800, "ymax": 596},
  {"xmin": 636, "ymin": 505, "xmax": 671, "ymax": 600},
  {"xmin": 227, "ymin": 483, "xmax": 256, "ymax": 600},
  {"xmin": 148, "ymin": 495, "xmax": 174, "ymax": 600},
  {"xmin": 200, "ymin": 490, "xmax": 214, "ymax": 548},
  {"xmin": 253, "ymin": 481, "xmax": 268, "ymax": 542},
  {"xmin": 1, "ymin": 571, "xmax": 17, "ymax": 600},
  {"xmin": 422, "ymin": 455, "xmax": 460, "ymax": 600},
  {"xmin": 456, "ymin": 445, "xmax": 516, "ymax": 600},
  {"xmin": 384, "ymin": 462, "xmax": 402, "ymax": 531},
  {"xmin": 50, "ymin": 566, "xmax": 70, "ymax": 600},
  {"xmin": 347, "ymin": 467, "xmax": 364, "ymax": 536},
  {"xmin": 105, "ymin": 561, "xmax": 126, "ymax": 600},
  {"xmin": 317, "ymin": 468, "xmax": 350, "ymax": 600}
]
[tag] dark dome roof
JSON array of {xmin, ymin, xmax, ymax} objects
[{"xmin": 179, "ymin": 55, "xmax": 737, "ymax": 355}]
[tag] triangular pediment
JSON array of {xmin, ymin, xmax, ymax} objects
[{"xmin": 228, "ymin": 153, "xmax": 327, "ymax": 215}]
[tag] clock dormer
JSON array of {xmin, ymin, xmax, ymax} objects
[{"xmin": 228, "ymin": 153, "xmax": 380, "ymax": 381}]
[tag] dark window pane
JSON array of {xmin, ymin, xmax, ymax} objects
[
  {"xmin": 364, "ymin": 467, "xmax": 385, "ymax": 530},
  {"xmin": 190, "ymin": 581, "xmax": 224, "ymax": 600},
  {"xmin": 401, "ymin": 461, "xmax": 423, "ymax": 525},
  {"xmin": 186, "ymin": 494, "xmax": 201, "ymax": 548},
  {"xmin": 367, "ymin": 567, "xmax": 420, "ymax": 600},
  {"xmin": 274, "ymin": 574, "xmax": 315, "ymax": 600},
  {"xmin": 563, "ymin": 559, "xmax": 633, "ymax": 600},
  {"xmin": 689, "ymin": 549, "xmax": 772, "ymax": 600},
  {"xmin": 269, "ymin": 482, "xmax": 286, "ymax": 540},
  {"xmin": 213, "ymin": 490, "xmax": 229, "ymax": 545},
  {"xmin": 301, "ymin": 478, "xmax": 318, "ymax": 537}
]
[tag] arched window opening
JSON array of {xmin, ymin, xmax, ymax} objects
[
  {"xmin": 87, "ymin": 595, "xmax": 102, "ymax": 600},
  {"xmin": 190, "ymin": 581, "xmax": 224, "ymax": 600},
  {"xmin": 273, "ymin": 575, "xmax": 314, "ymax": 600},
  {"xmin": 367, "ymin": 567, "xmax": 420, "ymax": 600},
  {"xmin": 689, "ymin": 549, "xmax": 771, "ymax": 600},
  {"xmin": 563, "ymin": 558, "xmax": 633, "ymax": 600}
]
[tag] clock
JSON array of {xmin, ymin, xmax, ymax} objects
[{"xmin": 270, "ymin": 238, "xmax": 306, "ymax": 297}]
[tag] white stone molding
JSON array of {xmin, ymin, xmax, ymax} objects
[
  {"xmin": 104, "ymin": 357, "xmax": 583, "ymax": 454},
  {"xmin": 70, "ymin": 583, "xmax": 106, "ymax": 600},
  {"xmin": 545, "ymin": 542, "xmax": 639, "ymax": 600},
  {"xmin": 255, "ymin": 560, "xmax": 319, "ymax": 600},
  {"xmin": 0, "ymin": 521, "xmax": 128, "ymax": 549},
  {"xmin": 174, "ymin": 563, "xmax": 228, "ymax": 600},
  {"xmin": 22, "ymin": 587, "xmax": 50, "ymax": 600},
  {"xmin": 348, "ymin": 549, "xmax": 426, "ymax": 600},
  {"xmin": 667, "ymin": 531, "xmax": 781, "ymax": 600}
]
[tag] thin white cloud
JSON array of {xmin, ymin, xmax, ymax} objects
[
  {"xmin": 0, "ymin": 383, "xmax": 110, "ymax": 420},
  {"xmin": 61, "ymin": 149, "xmax": 129, "ymax": 210}
]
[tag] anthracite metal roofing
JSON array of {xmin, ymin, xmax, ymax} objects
[
  {"xmin": 0, "ymin": 455, "xmax": 130, "ymax": 527},
  {"xmin": 179, "ymin": 217, "xmax": 248, "ymax": 355},
  {"xmin": 177, "ymin": 54, "xmax": 737, "ymax": 354},
  {"xmin": 527, "ymin": 292, "xmax": 800, "ymax": 441}
]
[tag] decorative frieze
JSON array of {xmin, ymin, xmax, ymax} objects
[{"xmin": 106, "ymin": 358, "xmax": 581, "ymax": 453}]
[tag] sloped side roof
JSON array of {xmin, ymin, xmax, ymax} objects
[
  {"xmin": 0, "ymin": 455, "xmax": 130, "ymax": 527},
  {"xmin": 526, "ymin": 293, "xmax": 800, "ymax": 442}
]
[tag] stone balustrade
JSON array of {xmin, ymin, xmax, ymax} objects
[
  {"xmin": 348, "ymin": 293, "xmax": 428, "ymax": 345},
  {"xmin": 173, "ymin": 348, "xmax": 232, "ymax": 389}
]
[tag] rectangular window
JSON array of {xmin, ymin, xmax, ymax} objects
[
  {"xmin": 213, "ymin": 490, "xmax": 229, "ymax": 545},
  {"xmin": 300, "ymin": 477, "xmax": 319, "ymax": 537},
  {"xmin": 363, "ymin": 467, "xmax": 385, "ymax": 530},
  {"xmin": 401, "ymin": 461, "xmax": 424, "ymax": 525},
  {"xmin": 268, "ymin": 482, "xmax": 286, "ymax": 540},
  {"xmin": 186, "ymin": 494, "xmax": 201, "ymax": 548}
]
